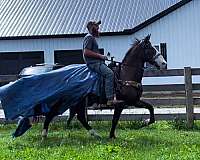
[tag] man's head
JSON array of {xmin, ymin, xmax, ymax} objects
[{"xmin": 87, "ymin": 20, "xmax": 101, "ymax": 37}]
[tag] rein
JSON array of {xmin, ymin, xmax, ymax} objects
[{"xmin": 107, "ymin": 59, "xmax": 145, "ymax": 70}]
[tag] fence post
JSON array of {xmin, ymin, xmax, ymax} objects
[{"xmin": 184, "ymin": 67, "xmax": 194, "ymax": 128}]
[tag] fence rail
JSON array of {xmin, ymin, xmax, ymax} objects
[{"xmin": 0, "ymin": 67, "xmax": 200, "ymax": 127}]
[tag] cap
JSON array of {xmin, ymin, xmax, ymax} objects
[{"xmin": 87, "ymin": 20, "xmax": 101, "ymax": 30}]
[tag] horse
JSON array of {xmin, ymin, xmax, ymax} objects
[{"xmin": 12, "ymin": 34, "xmax": 167, "ymax": 139}]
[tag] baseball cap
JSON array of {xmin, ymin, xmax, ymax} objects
[{"xmin": 87, "ymin": 20, "xmax": 101, "ymax": 30}]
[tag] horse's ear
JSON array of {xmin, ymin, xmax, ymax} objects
[{"xmin": 144, "ymin": 34, "xmax": 151, "ymax": 42}]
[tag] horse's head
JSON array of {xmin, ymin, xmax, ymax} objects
[{"xmin": 140, "ymin": 34, "xmax": 167, "ymax": 69}]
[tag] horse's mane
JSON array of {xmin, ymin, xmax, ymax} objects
[{"xmin": 122, "ymin": 38, "xmax": 140, "ymax": 63}]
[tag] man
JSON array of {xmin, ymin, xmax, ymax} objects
[{"xmin": 82, "ymin": 20, "xmax": 118, "ymax": 105}]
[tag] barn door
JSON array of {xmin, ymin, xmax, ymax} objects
[
  {"xmin": 0, "ymin": 51, "xmax": 44, "ymax": 75},
  {"xmin": 54, "ymin": 50, "xmax": 84, "ymax": 66},
  {"xmin": 54, "ymin": 49, "xmax": 104, "ymax": 66}
]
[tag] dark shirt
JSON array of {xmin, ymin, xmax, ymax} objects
[{"xmin": 83, "ymin": 33, "xmax": 104, "ymax": 64}]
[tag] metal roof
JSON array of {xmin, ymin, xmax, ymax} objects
[{"xmin": 0, "ymin": 0, "xmax": 191, "ymax": 38}]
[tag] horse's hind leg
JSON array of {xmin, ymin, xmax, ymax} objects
[
  {"xmin": 76, "ymin": 100, "xmax": 101, "ymax": 138},
  {"xmin": 135, "ymin": 100, "xmax": 155, "ymax": 125},
  {"xmin": 110, "ymin": 104, "xmax": 124, "ymax": 139},
  {"xmin": 76, "ymin": 103, "xmax": 91, "ymax": 130}
]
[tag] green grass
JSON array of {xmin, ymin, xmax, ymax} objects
[{"xmin": 1, "ymin": 120, "xmax": 200, "ymax": 160}]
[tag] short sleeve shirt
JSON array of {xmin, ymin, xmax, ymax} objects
[{"xmin": 83, "ymin": 33, "xmax": 103, "ymax": 64}]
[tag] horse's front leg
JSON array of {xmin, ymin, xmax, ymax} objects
[
  {"xmin": 110, "ymin": 104, "xmax": 124, "ymax": 138},
  {"xmin": 135, "ymin": 100, "xmax": 155, "ymax": 125}
]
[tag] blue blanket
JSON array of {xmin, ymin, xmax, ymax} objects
[{"xmin": 0, "ymin": 64, "xmax": 101, "ymax": 120}]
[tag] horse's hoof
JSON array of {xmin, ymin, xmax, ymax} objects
[
  {"xmin": 109, "ymin": 136, "xmax": 116, "ymax": 139},
  {"xmin": 148, "ymin": 119, "xmax": 155, "ymax": 125},
  {"xmin": 42, "ymin": 135, "xmax": 47, "ymax": 139},
  {"xmin": 65, "ymin": 123, "xmax": 72, "ymax": 130},
  {"xmin": 12, "ymin": 117, "xmax": 32, "ymax": 138},
  {"xmin": 88, "ymin": 129, "xmax": 102, "ymax": 139},
  {"xmin": 142, "ymin": 119, "xmax": 155, "ymax": 127},
  {"xmin": 42, "ymin": 129, "xmax": 48, "ymax": 138},
  {"xmin": 109, "ymin": 133, "xmax": 116, "ymax": 139}
]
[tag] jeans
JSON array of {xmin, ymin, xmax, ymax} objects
[{"xmin": 87, "ymin": 62, "xmax": 114, "ymax": 100}]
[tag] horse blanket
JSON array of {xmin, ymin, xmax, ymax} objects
[{"xmin": 0, "ymin": 64, "xmax": 101, "ymax": 120}]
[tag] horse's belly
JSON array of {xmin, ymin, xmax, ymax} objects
[{"xmin": 117, "ymin": 86, "xmax": 142, "ymax": 104}]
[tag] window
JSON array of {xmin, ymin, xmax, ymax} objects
[
  {"xmin": 0, "ymin": 51, "xmax": 44, "ymax": 75},
  {"xmin": 54, "ymin": 50, "xmax": 84, "ymax": 66}
]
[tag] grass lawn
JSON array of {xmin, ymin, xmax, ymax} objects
[{"xmin": 1, "ymin": 120, "xmax": 200, "ymax": 160}]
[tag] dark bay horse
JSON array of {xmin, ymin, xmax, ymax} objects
[
  {"xmin": 13, "ymin": 35, "xmax": 167, "ymax": 139},
  {"xmin": 63, "ymin": 34, "xmax": 167, "ymax": 138}
]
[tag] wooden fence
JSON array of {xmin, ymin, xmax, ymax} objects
[
  {"xmin": 0, "ymin": 67, "xmax": 200, "ymax": 127},
  {"xmin": 143, "ymin": 67, "xmax": 200, "ymax": 128},
  {"xmin": 86, "ymin": 67, "xmax": 200, "ymax": 128}
]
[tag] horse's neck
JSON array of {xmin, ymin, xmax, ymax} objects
[{"xmin": 120, "ymin": 46, "xmax": 145, "ymax": 83}]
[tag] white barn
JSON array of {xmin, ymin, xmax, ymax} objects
[{"xmin": 0, "ymin": 0, "xmax": 199, "ymax": 84}]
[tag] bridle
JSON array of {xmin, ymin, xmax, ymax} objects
[
  {"xmin": 110, "ymin": 41, "xmax": 159, "ymax": 89},
  {"xmin": 150, "ymin": 46, "xmax": 161, "ymax": 62}
]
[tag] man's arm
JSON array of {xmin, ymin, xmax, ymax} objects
[{"xmin": 83, "ymin": 49, "xmax": 106, "ymax": 60}]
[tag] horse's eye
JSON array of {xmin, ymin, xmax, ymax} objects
[{"xmin": 145, "ymin": 44, "xmax": 151, "ymax": 48}]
